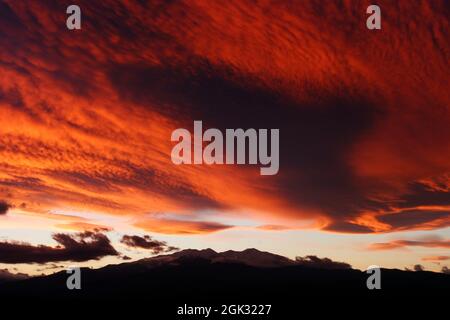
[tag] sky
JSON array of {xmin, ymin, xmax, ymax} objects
[{"xmin": 0, "ymin": 0, "xmax": 449, "ymax": 275}]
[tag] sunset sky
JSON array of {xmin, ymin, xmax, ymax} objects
[{"xmin": 0, "ymin": 0, "xmax": 449, "ymax": 275}]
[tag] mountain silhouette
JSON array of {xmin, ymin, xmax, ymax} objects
[
  {"xmin": 135, "ymin": 248, "xmax": 297, "ymax": 268},
  {"xmin": 0, "ymin": 248, "xmax": 448, "ymax": 312},
  {"xmin": 0, "ymin": 269, "xmax": 29, "ymax": 284}
]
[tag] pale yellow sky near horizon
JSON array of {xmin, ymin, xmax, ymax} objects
[{"xmin": 1, "ymin": 208, "xmax": 448, "ymax": 276}]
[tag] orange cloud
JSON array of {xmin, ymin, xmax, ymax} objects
[
  {"xmin": 368, "ymin": 239, "xmax": 450, "ymax": 251},
  {"xmin": 0, "ymin": 0, "xmax": 448, "ymax": 235}
]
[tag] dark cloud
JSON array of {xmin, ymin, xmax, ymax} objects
[
  {"xmin": 324, "ymin": 221, "xmax": 375, "ymax": 233},
  {"xmin": 0, "ymin": 87, "xmax": 24, "ymax": 108},
  {"xmin": 376, "ymin": 209, "xmax": 450, "ymax": 231},
  {"xmin": 396, "ymin": 182, "xmax": 450, "ymax": 208},
  {"xmin": 120, "ymin": 235, "xmax": 178, "ymax": 254},
  {"xmin": 442, "ymin": 266, "xmax": 450, "ymax": 274},
  {"xmin": 0, "ymin": 1, "xmax": 23, "ymax": 30},
  {"xmin": 414, "ymin": 264, "xmax": 425, "ymax": 272},
  {"xmin": 0, "ymin": 200, "xmax": 11, "ymax": 215},
  {"xmin": 0, "ymin": 231, "xmax": 118, "ymax": 264},
  {"xmin": 109, "ymin": 61, "xmax": 381, "ymax": 220},
  {"xmin": 295, "ymin": 255, "xmax": 352, "ymax": 270}
]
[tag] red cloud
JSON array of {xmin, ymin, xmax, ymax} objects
[
  {"xmin": 120, "ymin": 234, "xmax": 178, "ymax": 254},
  {"xmin": 0, "ymin": 0, "xmax": 448, "ymax": 235}
]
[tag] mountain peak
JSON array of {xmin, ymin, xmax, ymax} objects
[
  {"xmin": 172, "ymin": 248, "xmax": 218, "ymax": 259},
  {"xmin": 138, "ymin": 248, "xmax": 296, "ymax": 268}
]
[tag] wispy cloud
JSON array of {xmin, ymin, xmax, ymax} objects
[{"xmin": 368, "ymin": 239, "xmax": 450, "ymax": 251}]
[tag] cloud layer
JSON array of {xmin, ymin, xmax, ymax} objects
[
  {"xmin": 120, "ymin": 234, "xmax": 178, "ymax": 254},
  {"xmin": 0, "ymin": 231, "xmax": 118, "ymax": 263},
  {"xmin": 0, "ymin": 0, "xmax": 448, "ymax": 234},
  {"xmin": 0, "ymin": 201, "xmax": 10, "ymax": 215}
]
